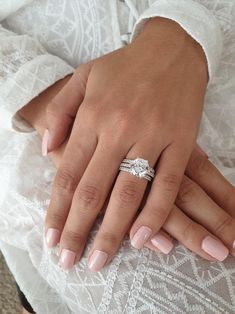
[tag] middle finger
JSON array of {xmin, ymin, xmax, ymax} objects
[{"xmin": 58, "ymin": 139, "xmax": 128, "ymax": 269}]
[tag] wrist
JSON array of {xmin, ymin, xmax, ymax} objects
[
  {"xmin": 132, "ymin": 17, "xmax": 208, "ymax": 83},
  {"xmin": 141, "ymin": 17, "xmax": 190, "ymax": 44}
]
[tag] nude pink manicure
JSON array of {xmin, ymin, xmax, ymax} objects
[
  {"xmin": 202, "ymin": 236, "xmax": 229, "ymax": 261},
  {"xmin": 59, "ymin": 249, "xmax": 76, "ymax": 270},
  {"xmin": 231, "ymin": 240, "xmax": 235, "ymax": 257},
  {"xmin": 131, "ymin": 226, "xmax": 152, "ymax": 249},
  {"xmin": 45, "ymin": 228, "xmax": 60, "ymax": 248},
  {"xmin": 151, "ymin": 233, "xmax": 174, "ymax": 254},
  {"xmin": 42, "ymin": 129, "xmax": 50, "ymax": 156},
  {"xmin": 88, "ymin": 250, "xmax": 108, "ymax": 272}
]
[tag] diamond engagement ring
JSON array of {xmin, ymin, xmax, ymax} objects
[{"xmin": 119, "ymin": 157, "xmax": 155, "ymax": 181}]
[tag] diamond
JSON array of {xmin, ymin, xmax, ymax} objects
[{"xmin": 130, "ymin": 158, "xmax": 149, "ymax": 178}]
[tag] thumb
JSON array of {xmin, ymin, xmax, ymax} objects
[{"xmin": 43, "ymin": 61, "xmax": 94, "ymax": 155}]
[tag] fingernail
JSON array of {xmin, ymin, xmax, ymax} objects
[
  {"xmin": 144, "ymin": 241, "xmax": 161, "ymax": 252},
  {"xmin": 150, "ymin": 233, "xmax": 174, "ymax": 254},
  {"xmin": 202, "ymin": 236, "xmax": 229, "ymax": 261},
  {"xmin": 42, "ymin": 129, "xmax": 50, "ymax": 156},
  {"xmin": 196, "ymin": 145, "xmax": 208, "ymax": 158},
  {"xmin": 45, "ymin": 228, "xmax": 60, "ymax": 248},
  {"xmin": 231, "ymin": 240, "xmax": 235, "ymax": 257},
  {"xmin": 88, "ymin": 250, "xmax": 108, "ymax": 272},
  {"xmin": 59, "ymin": 249, "xmax": 76, "ymax": 270},
  {"xmin": 131, "ymin": 226, "xmax": 152, "ymax": 249}
]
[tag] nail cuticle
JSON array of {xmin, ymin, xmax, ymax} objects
[
  {"xmin": 150, "ymin": 233, "xmax": 174, "ymax": 254},
  {"xmin": 59, "ymin": 249, "xmax": 76, "ymax": 270},
  {"xmin": 88, "ymin": 250, "xmax": 108, "ymax": 272},
  {"xmin": 201, "ymin": 236, "xmax": 229, "ymax": 261},
  {"xmin": 130, "ymin": 226, "xmax": 152, "ymax": 249},
  {"xmin": 42, "ymin": 129, "xmax": 50, "ymax": 156}
]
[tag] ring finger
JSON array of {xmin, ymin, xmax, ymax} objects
[
  {"xmin": 176, "ymin": 175, "xmax": 235, "ymax": 257},
  {"xmin": 186, "ymin": 147, "xmax": 235, "ymax": 218},
  {"xmin": 87, "ymin": 141, "xmax": 161, "ymax": 272}
]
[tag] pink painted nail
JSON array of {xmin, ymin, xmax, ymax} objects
[
  {"xmin": 202, "ymin": 236, "xmax": 229, "ymax": 261},
  {"xmin": 151, "ymin": 233, "xmax": 174, "ymax": 254},
  {"xmin": 42, "ymin": 129, "xmax": 50, "ymax": 156},
  {"xmin": 144, "ymin": 241, "xmax": 161, "ymax": 252},
  {"xmin": 88, "ymin": 250, "xmax": 108, "ymax": 272},
  {"xmin": 45, "ymin": 228, "xmax": 60, "ymax": 248},
  {"xmin": 131, "ymin": 226, "xmax": 152, "ymax": 249},
  {"xmin": 196, "ymin": 144, "xmax": 208, "ymax": 158},
  {"xmin": 231, "ymin": 240, "xmax": 235, "ymax": 257},
  {"xmin": 59, "ymin": 249, "xmax": 76, "ymax": 270}
]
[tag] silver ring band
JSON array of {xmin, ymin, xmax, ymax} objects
[{"xmin": 119, "ymin": 157, "xmax": 155, "ymax": 181}]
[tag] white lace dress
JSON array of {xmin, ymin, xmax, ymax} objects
[{"xmin": 0, "ymin": 1, "xmax": 235, "ymax": 313}]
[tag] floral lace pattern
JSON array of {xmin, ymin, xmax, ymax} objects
[{"xmin": 0, "ymin": 1, "xmax": 235, "ymax": 313}]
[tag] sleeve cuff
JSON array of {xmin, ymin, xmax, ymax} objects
[
  {"xmin": 130, "ymin": 0, "xmax": 223, "ymax": 81},
  {"xmin": 0, "ymin": 55, "xmax": 74, "ymax": 132}
]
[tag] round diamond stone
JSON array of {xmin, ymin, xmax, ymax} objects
[{"xmin": 130, "ymin": 158, "xmax": 149, "ymax": 178}]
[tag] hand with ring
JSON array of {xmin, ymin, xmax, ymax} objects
[{"xmin": 41, "ymin": 17, "xmax": 235, "ymax": 271}]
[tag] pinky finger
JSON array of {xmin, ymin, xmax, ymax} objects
[{"xmin": 163, "ymin": 206, "xmax": 229, "ymax": 261}]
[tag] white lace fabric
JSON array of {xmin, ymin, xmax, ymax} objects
[{"xmin": 0, "ymin": 1, "xmax": 235, "ymax": 313}]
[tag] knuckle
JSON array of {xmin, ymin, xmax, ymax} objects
[
  {"xmin": 214, "ymin": 216, "xmax": 234, "ymax": 236},
  {"xmin": 82, "ymin": 99, "xmax": 98, "ymax": 116},
  {"xmin": 180, "ymin": 221, "xmax": 200, "ymax": 246},
  {"xmin": 177, "ymin": 178, "xmax": 200, "ymax": 205},
  {"xmin": 46, "ymin": 98, "xmax": 60, "ymax": 116},
  {"xmin": 75, "ymin": 184, "xmax": 101, "ymax": 210},
  {"xmin": 115, "ymin": 180, "xmax": 140, "ymax": 204},
  {"xmin": 112, "ymin": 108, "xmax": 134, "ymax": 133},
  {"xmin": 159, "ymin": 173, "xmax": 180, "ymax": 193},
  {"xmin": 73, "ymin": 69, "xmax": 87, "ymax": 92},
  {"xmin": 145, "ymin": 204, "xmax": 168, "ymax": 224},
  {"xmin": 54, "ymin": 166, "xmax": 78, "ymax": 193},
  {"xmin": 80, "ymin": 98, "xmax": 101, "ymax": 123},
  {"xmin": 98, "ymin": 231, "xmax": 119, "ymax": 247},
  {"xmin": 46, "ymin": 211, "xmax": 66, "ymax": 227},
  {"xmin": 188, "ymin": 154, "xmax": 210, "ymax": 178},
  {"xmin": 62, "ymin": 229, "xmax": 85, "ymax": 245},
  {"xmin": 114, "ymin": 107, "xmax": 130, "ymax": 123}
]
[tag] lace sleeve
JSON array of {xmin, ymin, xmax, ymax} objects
[
  {"xmin": 130, "ymin": 0, "xmax": 235, "ymax": 82},
  {"xmin": 0, "ymin": 24, "xmax": 74, "ymax": 132}
]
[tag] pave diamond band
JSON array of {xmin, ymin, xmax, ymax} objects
[{"xmin": 119, "ymin": 157, "xmax": 155, "ymax": 181}]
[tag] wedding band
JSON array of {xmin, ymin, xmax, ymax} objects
[{"xmin": 119, "ymin": 157, "xmax": 155, "ymax": 181}]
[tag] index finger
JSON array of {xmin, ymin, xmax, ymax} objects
[{"xmin": 45, "ymin": 62, "xmax": 94, "ymax": 152}]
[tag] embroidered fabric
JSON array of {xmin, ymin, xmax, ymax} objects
[
  {"xmin": 0, "ymin": 9, "xmax": 75, "ymax": 128},
  {"xmin": 0, "ymin": 1, "xmax": 235, "ymax": 313},
  {"xmin": 119, "ymin": 0, "xmax": 139, "ymax": 44}
]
